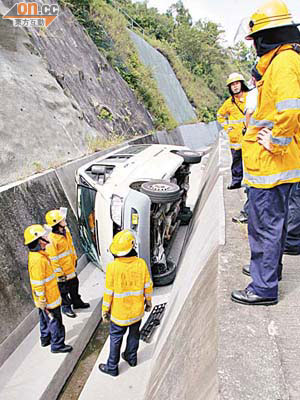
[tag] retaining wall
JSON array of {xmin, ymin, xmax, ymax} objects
[{"xmin": 0, "ymin": 171, "xmax": 82, "ymax": 344}]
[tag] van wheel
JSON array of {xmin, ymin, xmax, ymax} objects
[
  {"xmin": 140, "ymin": 180, "xmax": 181, "ymax": 204},
  {"xmin": 152, "ymin": 260, "xmax": 176, "ymax": 286},
  {"xmin": 171, "ymin": 149, "xmax": 202, "ymax": 164}
]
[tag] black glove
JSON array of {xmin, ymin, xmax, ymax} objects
[{"xmin": 57, "ymin": 275, "xmax": 66, "ymax": 283}]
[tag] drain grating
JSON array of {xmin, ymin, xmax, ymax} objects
[{"xmin": 140, "ymin": 303, "xmax": 167, "ymax": 343}]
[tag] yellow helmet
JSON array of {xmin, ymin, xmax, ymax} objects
[
  {"xmin": 226, "ymin": 73, "xmax": 245, "ymax": 86},
  {"xmin": 109, "ymin": 230, "xmax": 136, "ymax": 256},
  {"xmin": 246, "ymin": 0, "xmax": 298, "ymax": 39},
  {"xmin": 24, "ymin": 224, "xmax": 48, "ymax": 245},
  {"xmin": 45, "ymin": 207, "xmax": 67, "ymax": 227}
]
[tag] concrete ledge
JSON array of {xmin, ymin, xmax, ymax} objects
[
  {"xmin": 0, "ymin": 262, "xmax": 104, "ymax": 400},
  {"xmin": 0, "ymin": 306, "xmax": 39, "ymax": 369}
]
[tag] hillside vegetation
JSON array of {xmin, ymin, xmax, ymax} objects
[{"xmin": 61, "ymin": 0, "xmax": 256, "ymax": 126}]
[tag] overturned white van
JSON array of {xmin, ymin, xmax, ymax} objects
[{"xmin": 76, "ymin": 143, "xmax": 202, "ymax": 286}]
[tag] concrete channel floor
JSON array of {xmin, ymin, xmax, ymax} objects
[
  {"xmin": 79, "ymin": 285, "xmax": 172, "ymax": 400},
  {"xmin": 218, "ymin": 136, "xmax": 300, "ymax": 400}
]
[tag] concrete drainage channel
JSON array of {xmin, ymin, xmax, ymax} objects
[
  {"xmin": 59, "ymin": 218, "xmax": 191, "ymax": 399},
  {"xmin": 0, "ymin": 122, "xmax": 222, "ymax": 400},
  {"xmin": 77, "ymin": 139, "xmax": 223, "ymax": 400},
  {"xmin": 58, "ymin": 321, "xmax": 110, "ymax": 399}
]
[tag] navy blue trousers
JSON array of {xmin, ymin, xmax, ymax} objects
[
  {"xmin": 39, "ymin": 306, "xmax": 66, "ymax": 351},
  {"xmin": 284, "ymin": 183, "xmax": 300, "ymax": 253},
  {"xmin": 230, "ymin": 149, "xmax": 243, "ymax": 186},
  {"xmin": 58, "ymin": 276, "xmax": 82, "ymax": 313},
  {"xmin": 106, "ymin": 320, "xmax": 141, "ymax": 372},
  {"xmin": 242, "ymin": 186, "xmax": 250, "ymax": 216},
  {"xmin": 247, "ymin": 184, "xmax": 292, "ymax": 298}
]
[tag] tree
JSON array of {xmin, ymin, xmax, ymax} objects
[
  {"xmin": 229, "ymin": 41, "xmax": 257, "ymax": 73},
  {"xmin": 172, "ymin": 18, "xmax": 231, "ymax": 99},
  {"xmin": 167, "ymin": 1, "xmax": 192, "ymax": 27},
  {"xmin": 113, "ymin": 0, "xmax": 176, "ymax": 42}
]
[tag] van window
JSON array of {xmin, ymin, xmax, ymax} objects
[{"xmin": 77, "ymin": 182, "xmax": 100, "ymax": 265}]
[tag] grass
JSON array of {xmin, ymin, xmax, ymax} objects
[
  {"xmin": 58, "ymin": 0, "xmax": 216, "ymax": 126},
  {"xmin": 86, "ymin": 134, "xmax": 124, "ymax": 152},
  {"xmin": 145, "ymin": 36, "xmax": 219, "ymax": 122},
  {"xmin": 66, "ymin": 0, "xmax": 178, "ymax": 130},
  {"xmin": 97, "ymin": 107, "xmax": 113, "ymax": 121},
  {"xmin": 32, "ymin": 161, "xmax": 43, "ymax": 173}
]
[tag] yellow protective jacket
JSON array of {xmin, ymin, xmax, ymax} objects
[
  {"xmin": 242, "ymin": 45, "xmax": 300, "ymax": 188},
  {"xmin": 46, "ymin": 228, "xmax": 77, "ymax": 280},
  {"xmin": 102, "ymin": 256, "xmax": 153, "ymax": 326},
  {"xmin": 217, "ymin": 93, "xmax": 248, "ymax": 150},
  {"xmin": 28, "ymin": 250, "xmax": 61, "ymax": 309}
]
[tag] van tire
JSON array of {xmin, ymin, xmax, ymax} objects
[
  {"xmin": 171, "ymin": 149, "xmax": 202, "ymax": 164},
  {"xmin": 141, "ymin": 180, "xmax": 181, "ymax": 204},
  {"xmin": 152, "ymin": 260, "xmax": 176, "ymax": 286}
]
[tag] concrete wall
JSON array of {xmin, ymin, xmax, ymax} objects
[
  {"xmin": 175, "ymin": 121, "xmax": 220, "ymax": 150},
  {"xmin": 0, "ymin": 171, "xmax": 83, "ymax": 344},
  {"xmin": 132, "ymin": 121, "xmax": 220, "ymax": 149},
  {"xmin": 144, "ymin": 143, "xmax": 225, "ymax": 400},
  {"xmin": 0, "ymin": 1, "xmax": 153, "ymax": 188}
]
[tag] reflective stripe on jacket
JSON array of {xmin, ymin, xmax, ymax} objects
[
  {"xmin": 46, "ymin": 228, "xmax": 77, "ymax": 279},
  {"xmin": 217, "ymin": 93, "xmax": 247, "ymax": 150},
  {"xmin": 102, "ymin": 256, "xmax": 153, "ymax": 326},
  {"xmin": 242, "ymin": 45, "xmax": 300, "ymax": 188},
  {"xmin": 28, "ymin": 250, "xmax": 61, "ymax": 309}
]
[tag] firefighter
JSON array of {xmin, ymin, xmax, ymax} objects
[
  {"xmin": 231, "ymin": 0, "xmax": 300, "ymax": 305},
  {"xmin": 24, "ymin": 224, "xmax": 72, "ymax": 353},
  {"xmin": 232, "ymin": 66, "xmax": 261, "ymax": 224},
  {"xmin": 88, "ymin": 209, "xmax": 96, "ymax": 244},
  {"xmin": 217, "ymin": 72, "xmax": 249, "ymax": 190},
  {"xmin": 99, "ymin": 230, "xmax": 153, "ymax": 377},
  {"xmin": 46, "ymin": 208, "xmax": 90, "ymax": 318}
]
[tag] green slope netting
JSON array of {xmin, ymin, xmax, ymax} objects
[{"xmin": 129, "ymin": 31, "xmax": 197, "ymax": 124}]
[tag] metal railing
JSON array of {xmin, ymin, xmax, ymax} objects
[{"xmin": 108, "ymin": 0, "xmax": 145, "ymax": 35}]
